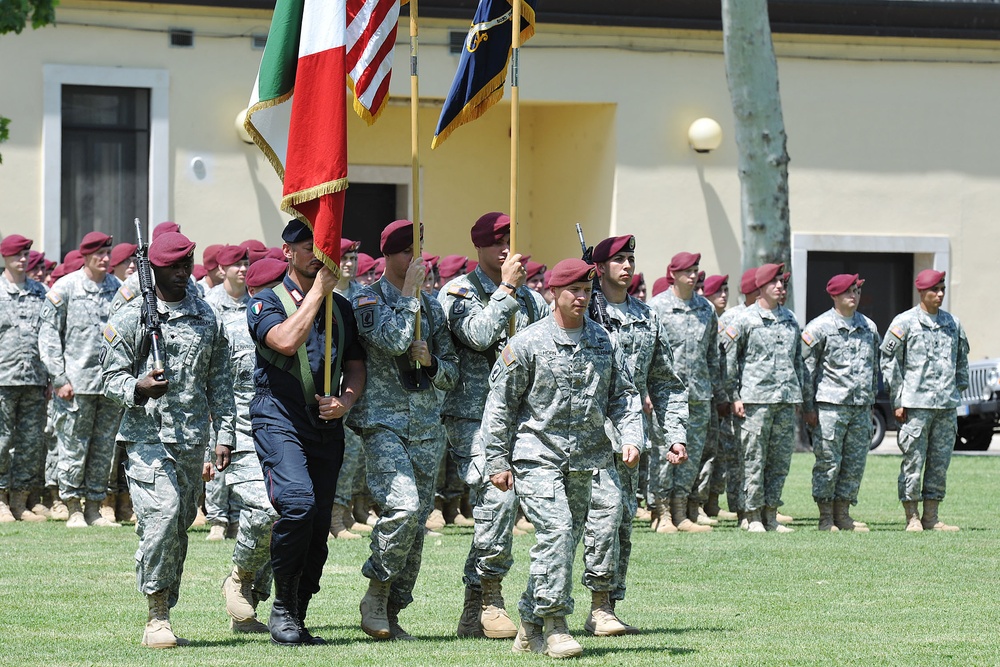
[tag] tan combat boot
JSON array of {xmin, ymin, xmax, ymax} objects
[
  {"xmin": 49, "ymin": 489, "xmax": 69, "ymax": 521},
  {"xmin": 584, "ymin": 590, "xmax": 628, "ymax": 636},
  {"xmin": 671, "ymin": 497, "xmax": 711, "ymax": 533},
  {"xmin": 359, "ymin": 578, "xmax": 391, "ymax": 639},
  {"xmin": 143, "ymin": 589, "xmax": 178, "ymax": 648},
  {"xmin": 84, "ymin": 499, "xmax": 120, "ymax": 527},
  {"xmin": 833, "ymin": 500, "xmax": 868, "ymax": 532},
  {"xmin": 10, "ymin": 490, "xmax": 46, "ymax": 522},
  {"xmin": 115, "ymin": 492, "xmax": 135, "ymax": 524},
  {"xmin": 511, "ymin": 619, "xmax": 545, "ymax": 654},
  {"xmin": 921, "ymin": 499, "xmax": 959, "ymax": 532},
  {"xmin": 330, "ymin": 503, "xmax": 361, "ymax": 540},
  {"xmin": 456, "ymin": 585, "xmax": 485, "ymax": 638},
  {"xmin": 100, "ymin": 494, "xmax": 118, "ymax": 523},
  {"xmin": 746, "ymin": 509, "xmax": 766, "ymax": 533},
  {"xmin": 902, "ymin": 500, "xmax": 923, "ymax": 532},
  {"xmin": 65, "ymin": 498, "xmax": 87, "ymax": 528},
  {"xmin": 817, "ymin": 501, "xmax": 839, "ymax": 532},
  {"xmin": 481, "ymin": 578, "xmax": 517, "ymax": 639},
  {"xmin": 222, "ymin": 565, "xmax": 257, "ymax": 622},
  {"xmin": 542, "ymin": 616, "xmax": 583, "ymax": 659},
  {"xmin": 0, "ymin": 490, "xmax": 14, "ymax": 523},
  {"xmin": 763, "ymin": 506, "xmax": 794, "ymax": 533}
]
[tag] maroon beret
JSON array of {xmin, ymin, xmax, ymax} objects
[
  {"xmin": 627, "ymin": 272, "xmax": 644, "ymax": 296},
  {"xmin": 467, "ymin": 260, "xmax": 478, "ymax": 274},
  {"xmin": 381, "ymin": 220, "xmax": 422, "ymax": 255},
  {"xmin": 525, "ymin": 261, "xmax": 546, "ymax": 280},
  {"xmin": 266, "ymin": 247, "xmax": 286, "ymax": 262},
  {"xmin": 148, "ymin": 232, "xmax": 196, "ymax": 267},
  {"xmin": 27, "ymin": 250, "xmax": 45, "ymax": 272},
  {"xmin": 79, "ymin": 232, "xmax": 113, "ymax": 255},
  {"xmin": 651, "ymin": 276, "xmax": 670, "ymax": 297},
  {"xmin": 592, "ymin": 235, "xmax": 635, "ymax": 263},
  {"xmin": 668, "ymin": 251, "xmax": 701, "ymax": 274},
  {"xmin": 110, "ymin": 243, "xmax": 138, "ymax": 268},
  {"xmin": 755, "ymin": 263, "xmax": 786, "ymax": 289},
  {"xmin": 438, "ymin": 254, "xmax": 468, "ymax": 280},
  {"xmin": 826, "ymin": 273, "xmax": 859, "ymax": 296},
  {"xmin": 421, "ymin": 252, "xmax": 440, "ymax": 270},
  {"xmin": 915, "ymin": 269, "xmax": 946, "ymax": 290},
  {"xmin": 372, "ymin": 257, "xmax": 386, "ymax": 278},
  {"xmin": 192, "ymin": 264, "xmax": 207, "ymax": 281},
  {"xmin": 548, "ymin": 258, "xmax": 596, "ymax": 288},
  {"xmin": 470, "ymin": 212, "xmax": 511, "ymax": 248},
  {"xmin": 152, "ymin": 221, "xmax": 180, "ymax": 239},
  {"xmin": 1, "ymin": 234, "xmax": 32, "ymax": 257},
  {"xmin": 217, "ymin": 245, "xmax": 249, "ymax": 267},
  {"xmin": 739, "ymin": 268, "xmax": 758, "ymax": 295},
  {"xmin": 341, "ymin": 238, "xmax": 360, "ymax": 254},
  {"xmin": 202, "ymin": 244, "xmax": 223, "ymax": 271},
  {"xmin": 356, "ymin": 252, "xmax": 377, "ymax": 276},
  {"xmin": 703, "ymin": 274, "xmax": 729, "ymax": 297},
  {"xmin": 245, "ymin": 258, "xmax": 288, "ymax": 288}
]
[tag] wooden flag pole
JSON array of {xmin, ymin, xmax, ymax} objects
[
  {"xmin": 410, "ymin": 0, "xmax": 423, "ymax": 362},
  {"xmin": 507, "ymin": 0, "xmax": 522, "ymax": 337}
]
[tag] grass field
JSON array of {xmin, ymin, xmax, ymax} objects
[{"xmin": 2, "ymin": 453, "xmax": 1000, "ymax": 666}]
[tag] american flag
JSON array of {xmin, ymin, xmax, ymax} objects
[{"xmin": 346, "ymin": 0, "xmax": 404, "ymax": 125}]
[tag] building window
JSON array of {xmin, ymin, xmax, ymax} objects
[{"xmin": 60, "ymin": 85, "xmax": 150, "ymax": 258}]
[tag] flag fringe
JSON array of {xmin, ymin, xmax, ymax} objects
[{"xmin": 244, "ymin": 92, "xmax": 294, "ymax": 181}]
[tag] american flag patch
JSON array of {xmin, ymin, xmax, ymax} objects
[
  {"xmin": 725, "ymin": 325, "xmax": 739, "ymax": 340},
  {"xmin": 801, "ymin": 330, "xmax": 815, "ymax": 346},
  {"xmin": 356, "ymin": 295, "xmax": 378, "ymax": 307},
  {"xmin": 500, "ymin": 344, "xmax": 517, "ymax": 367},
  {"xmin": 102, "ymin": 324, "xmax": 119, "ymax": 344},
  {"xmin": 120, "ymin": 285, "xmax": 135, "ymax": 302},
  {"xmin": 890, "ymin": 325, "xmax": 906, "ymax": 340},
  {"xmin": 251, "ymin": 302, "xmax": 263, "ymax": 315}
]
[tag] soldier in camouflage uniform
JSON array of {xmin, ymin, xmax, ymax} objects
[
  {"xmin": 881, "ymin": 269, "xmax": 969, "ymax": 532},
  {"xmin": 0, "ymin": 235, "xmax": 50, "ymax": 522},
  {"xmin": 483, "ymin": 258, "xmax": 646, "ymax": 659},
  {"xmin": 724, "ymin": 263, "xmax": 812, "ymax": 533},
  {"xmin": 802, "ymin": 274, "xmax": 880, "ymax": 532},
  {"xmin": 437, "ymin": 212, "xmax": 547, "ymax": 640},
  {"xmin": 582, "ymin": 235, "xmax": 688, "ymax": 637},
  {"xmin": 101, "ymin": 231, "xmax": 236, "ymax": 648},
  {"xmin": 349, "ymin": 220, "xmax": 459, "ymax": 641},
  {"xmin": 38, "ymin": 232, "xmax": 123, "ymax": 528},
  {"xmin": 647, "ymin": 252, "xmax": 727, "ymax": 532}
]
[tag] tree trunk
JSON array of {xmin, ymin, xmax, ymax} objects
[{"xmin": 721, "ymin": 0, "xmax": 791, "ymax": 272}]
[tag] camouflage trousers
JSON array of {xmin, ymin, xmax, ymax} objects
[
  {"xmin": 53, "ymin": 394, "xmax": 122, "ymax": 501},
  {"xmin": 649, "ymin": 400, "xmax": 711, "ymax": 502},
  {"xmin": 741, "ymin": 403, "xmax": 796, "ymax": 511},
  {"xmin": 811, "ymin": 403, "xmax": 872, "ymax": 503},
  {"xmin": 227, "ymin": 451, "xmax": 278, "ymax": 603},
  {"xmin": 896, "ymin": 407, "xmax": 957, "ymax": 502},
  {"xmin": 0, "ymin": 385, "xmax": 47, "ymax": 491},
  {"xmin": 361, "ymin": 428, "xmax": 444, "ymax": 610},
  {"xmin": 711, "ymin": 410, "xmax": 744, "ymax": 511},
  {"xmin": 583, "ymin": 461, "xmax": 632, "ymax": 601},
  {"xmin": 515, "ymin": 466, "xmax": 593, "ymax": 624},
  {"xmin": 334, "ymin": 426, "xmax": 365, "ymax": 507},
  {"xmin": 125, "ymin": 441, "xmax": 203, "ymax": 605},
  {"xmin": 692, "ymin": 404, "xmax": 720, "ymax": 503}
]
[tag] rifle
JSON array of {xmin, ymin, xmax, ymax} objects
[
  {"xmin": 134, "ymin": 218, "xmax": 166, "ymax": 376},
  {"xmin": 575, "ymin": 223, "xmax": 610, "ymax": 330}
]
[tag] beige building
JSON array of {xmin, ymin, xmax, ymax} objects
[{"xmin": 1, "ymin": 0, "xmax": 999, "ymax": 353}]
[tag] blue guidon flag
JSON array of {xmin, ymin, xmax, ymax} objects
[{"xmin": 431, "ymin": 0, "xmax": 536, "ymax": 149}]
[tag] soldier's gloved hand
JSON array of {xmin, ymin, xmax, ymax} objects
[
  {"xmin": 135, "ymin": 371, "xmax": 169, "ymax": 399},
  {"xmin": 500, "ymin": 252, "xmax": 526, "ymax": 290},
  {"xmin": 622, "ymin": 445, "xmax": 640, "ymax": 468},
  {"xmin": 490, "ymin": 470, "xmax": 514, "ymax": 492}
]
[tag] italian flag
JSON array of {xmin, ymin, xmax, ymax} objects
[{"xmin": 245, "ymin": 0, "xmax": 348, "ymax": 271}]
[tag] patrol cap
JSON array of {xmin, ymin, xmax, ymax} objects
[
  {"xmin": 202, "ymin": 244, "xmax": 223, "ymax": 271},
  {"xmin": 153, "ymin": 221, "xmax": 180, "ymax": 239},
  {"xmin": 915, "ymin": 269, "xmax": 946, "ymax": 290},
  {"xmin": 245, "ymin": 257, "xmax": 288, "ymax": 288},
  {"xmin": 110, "ymin": 243, "xmax": 138, "ymax": 268},
  {"xmin": 217, "ymin": 245, "xmax": 249, "ymax": 267},
  {"xmin": 470, "ymin": 212, "xmax": 511, "ymax": 248},
  {"xmin": 525, "ymin": 261, "xmax": 546, "ymax": 280},
  {"xmin": 755, "ymin": 263, "xmax": 785, "ymax": 289},
  {"xmin": 79, "ymin": 232, "xmax": 113, "ymax": 256},
  {"xmin": 282, "ymin": 219, "xmax": 313, "ymax": 244},
  {"xmin": 1, "ymin": 234, "xmax": 32, "ymax": 257},
  {"xmin": 703, "ymin": 274, "xmax": 729, "ymax": 297},
  {"xmin": 380, "ymin": 220, "xmax": 422, "ymax": 255},
  {"xmin": 26, "ymin": 250, "xmax": 45, "ymax": 272},
  {"xmin": 341, "ymin": 238, "xmax": 361, "ymax": 254},
  {"xmin": 592, "ymin": 235, "xmax": 636, "ymax": 263},
  {"xmin": 627, "ymin": 272, "xmax": 645, "ymax": 296},
  {"xmin": 826, "ymin": 273, "xmax": 860, "ymax": 296},
  {"xmin": 438, "ymin": 254, "xmax": 468, "ymax": 280},
  {"xmin": 739, "ymin": 268, "xmax": 758, "ymax": 295},
  {"xmin": 148, "ymin": 232, "xmax": 196, "ymax": 267},
  {"xmin": 356, "ymin": 252, "xmax": 377, "ymax": 276},
  {"xmin": 421, "ymin": 252, "xmax": 440, "ymax": 270},
  {"xmin": 651, "ymin": 276, "xmax": 669, "ymax": 297},
  {"xmin": 548, "ymin": 258, "xmax": 596, "ymax": 288},
  {"xmin": 668, "ymin": 251, "xmax": 701, "ymax": 274}
]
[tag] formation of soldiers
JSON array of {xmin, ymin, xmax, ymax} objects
[{"xmin": 0, "ymin": 216, "xmax": 969, "ymax": 657}]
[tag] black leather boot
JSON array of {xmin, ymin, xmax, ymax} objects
[{"xmin": 268, "ymin": 575, "xmax": 304, "ymax": 645}]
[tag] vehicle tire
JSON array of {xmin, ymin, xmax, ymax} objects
[
  {"xmin": 955, "ymin": 422, "xmax": 993, "ymax": 451},
  {"xmin": 870, "ymin": 408, "xmax": 887, "ymax": 450}
]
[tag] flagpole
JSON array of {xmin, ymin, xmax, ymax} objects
[
  {"xmin": 508, "ymin": 0, "xmax": 522, "ymax": 337},
  {"xmin": 410, "ymin": 0, "xmax": 423, "ymax": 362}
]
